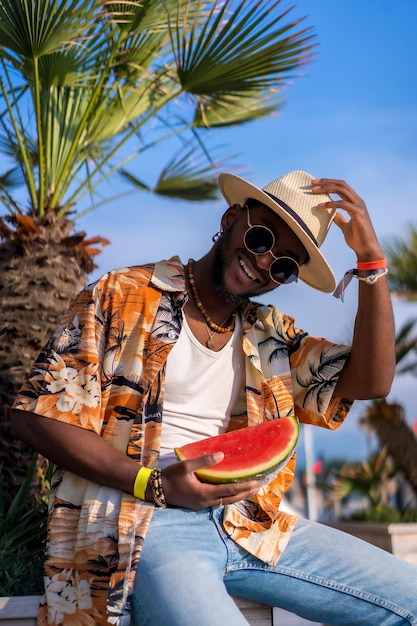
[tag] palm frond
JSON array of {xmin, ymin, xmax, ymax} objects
[
  {"xmin": 0, "ymin": 0, "xmax": 101, "ymax": 60},
  {"xmin": 45, "ymin": 86, "xmax": 91, "ymax": 201},
  {"xmin": 384, "ymin": 224, "xmax": 417, "ymax": 300},
  {"xmin": 0, "ymin": 0, "xmax": 315, "ymax": 218},
  {"xmin": 112, "ymin": 31, "xmax": 168, "ymax": 82},
  {"xmin": 150, "ymin": 143, "xmax": 222, "ymax": 201},
  {"xmin": 0, "ymin": 59, "xmax": 38, "ymax": 208},
  {"xmin": 36, "ymin": 48, "xmax": 100, "ymax": 88},
  {"xmin": 193, "ymin": 90, "xmax": 285, "ymax": 127},
  {"xmin": 105, "ymin": 0, "xmax": 205, "ymax": 32},
  {"xmin": 0, "ymin": 165, "xmax": 25, "ymax": 190},
  {"xmin": 395, "ymin": 317, "xmax": 417, "ymax": 375},
  {"xmin": 171, "ymin": 0, "xmax": 315, "ymax": 97},
  {"xmin": 330, "ymin": 447, "xmax": 396, "ymax": 508},
  {"xmin": 117, "ymin": 170, "xmax": 151, "ymax": 192}
]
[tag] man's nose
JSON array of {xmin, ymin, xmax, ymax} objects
[{"xmin": 254, "ymin": 250, "xmax": 274, "ymax": 272}]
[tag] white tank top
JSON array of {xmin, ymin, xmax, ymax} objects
[{"xmin": 159, "ymin": 314, "xmax": 245, "ymax": 468}]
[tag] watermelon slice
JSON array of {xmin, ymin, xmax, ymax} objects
[{"xmin": 174, "ymin": 415, "xmax": 299, "ymax": 484}]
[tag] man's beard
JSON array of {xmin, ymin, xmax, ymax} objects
[{"xmin": 212, "ymin": 230, "xmax": 265, "ymax": 304}]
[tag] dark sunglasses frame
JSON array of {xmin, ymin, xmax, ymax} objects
[{"xmin": 243, "ymin": 206, "xmax": 299, "ymax": 284}]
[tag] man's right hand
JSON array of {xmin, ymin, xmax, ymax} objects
[{"xmin": 155, "ymin": 453, "xmax": 260, "ymax": 510}]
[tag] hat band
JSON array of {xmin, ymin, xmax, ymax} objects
[{"xmin": 263, "ymin": 191, "xmax": 318, "ymax": 247}]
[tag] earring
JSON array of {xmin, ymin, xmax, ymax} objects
[{"xmin": 212, "ymin": 227, "xmax": 224, "ymax": 243}]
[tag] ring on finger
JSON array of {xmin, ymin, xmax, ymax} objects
[{"xmin": 219, "ymin": 497, "xmax": 223, "ymax": 507}]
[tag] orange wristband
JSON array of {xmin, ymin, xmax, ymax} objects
[{"xmin": 356, "ymin": 259, "xmax": 386, "ymax": 270}]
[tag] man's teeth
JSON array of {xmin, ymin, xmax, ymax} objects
[{"xmin": 239, "ymin": 258, "xmax": 258, "ymax": 281}]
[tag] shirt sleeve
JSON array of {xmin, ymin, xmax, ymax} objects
[
  {"xmin": 12, "ymin": 282, "xmax": 104, "ymax": 434},
  {"xmin": 283, "ymin": 313, "xmax": 353, "ymax": 430}
]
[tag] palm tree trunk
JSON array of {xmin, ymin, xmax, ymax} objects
[{"xmin": 0, "ymin": 215, "xmax": 90, "ymax": 502}]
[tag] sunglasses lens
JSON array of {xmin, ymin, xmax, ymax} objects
[
  {"xmin": 244, "ymin": 226, "xmax": 274, "ymax": 254},
  {"xmin": 270, "ymin": 257, "xmax": 299, "ymax": 284}
]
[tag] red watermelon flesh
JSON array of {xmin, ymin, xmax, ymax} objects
[{"xmin": 174, "ymin": 415, "xmax": 299, "ymax": 484}]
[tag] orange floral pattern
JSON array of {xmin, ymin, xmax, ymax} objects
[{"xmin": 13, "ymin": 256, "xmax": 352, "ymax": 624}]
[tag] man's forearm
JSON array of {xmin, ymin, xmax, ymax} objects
[
  {"xmin": 334, "ymin": 278, "xmax": 396, "ymax": 400},
  {"xmin": 11, "ymin": 408, "xmax": 139, "ymax": 494}
]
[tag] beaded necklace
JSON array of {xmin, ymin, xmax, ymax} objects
[{"xmin": 187, "ymin": 259, "xmax": 235, "ymax": 334}]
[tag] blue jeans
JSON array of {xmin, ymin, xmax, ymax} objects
[{"xmin": 131, "ymin": 506, "xmax": 417, "ymax": 625}]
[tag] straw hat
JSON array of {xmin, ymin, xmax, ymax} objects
[{"xmin": 218, "ymin": 170, "xmax": 336, "ymax": 292}]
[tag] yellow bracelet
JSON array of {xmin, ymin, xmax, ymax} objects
[{"xmin": 133, "ymin": 467, "xmax": 152, "ymax": 500}]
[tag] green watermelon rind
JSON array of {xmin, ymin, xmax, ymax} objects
[{"xmin": 174, "ymin": 415, "xmax": 299, "ymax": 485}]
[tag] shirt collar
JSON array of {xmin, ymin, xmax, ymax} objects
[{"xmin": 150, "ymin": 256, "xmax": 186, "ymax": 292}]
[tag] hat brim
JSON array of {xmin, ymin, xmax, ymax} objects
[{"xmin": 218, "ymin": 173, "xmax": 336, "ymax": 293}]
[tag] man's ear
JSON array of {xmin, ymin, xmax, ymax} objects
[{"xmin": 221, "ymin": 203, "xmax": 243, "ymax": 229}]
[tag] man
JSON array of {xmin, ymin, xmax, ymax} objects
[{"xmin": 11, "ymin": 171, "xmax": 417, "ymax": 625}]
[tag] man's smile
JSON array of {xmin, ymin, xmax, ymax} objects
[{"xmin": 238, "ymin": 256, "xmax": 260, "ymax": 282}]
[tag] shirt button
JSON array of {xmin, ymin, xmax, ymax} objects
[{"xmin": 168, "ymin": 331, "xmax": 177, "ymax": 339}]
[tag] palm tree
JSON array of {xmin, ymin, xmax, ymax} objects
[
  {"xmin": 384, "ymin": 224, "xmax": 417, "ymax": 300},
  {"xmin": 329, "ymin": 447, "xmax": 398, "ymax": 511},
  {"xmin": 0, "ymin": 0, "xmax": 316, "ymax": 496},
  {"xmin": 355, "ymin": 227, "xmax": 417, "ymax": 497},
  {"xmin": 326, "ymin": 230, "xmax": 417, "ymax": 518},
  {"xmin": 358, "ymin": 318, "xmax": 417, "ymax": 500},
  {"xmin": 394, "ymin": 316, "xmax": 417, "ymax": 377},
  {"xmin": 360, "ymin": 400, "xmax": 417, "ymax": 497}
]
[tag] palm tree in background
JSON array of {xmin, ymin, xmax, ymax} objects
[
  {"xmin": 329, "ymin": 447, "xmax": 398, "ymax": 511},
  {"xmin": 0, "ymin": 0, "xmax": 316, "ymax": 495},
  {"xmin": 357, "ymin": 228, "xmax": 417, "ymax": 501},
  {"xmin": 360, "ymin": 400, "xmax": 417, "ymax": 498},
  {"xmin": 385, "ymin": 224, "xmax": 417, "ymax": 300},
  {"xmin": 359, "ymin": 321, "xmax": 417, "ymax": 500}
]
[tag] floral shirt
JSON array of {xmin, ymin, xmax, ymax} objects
[{"xmin": 13, "ymin": 256, "xmax": 352, "ymax": 625}]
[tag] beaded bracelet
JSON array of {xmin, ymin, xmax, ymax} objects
[
  {"xmin": 333, "ymin": 265, "xmax": 388, "ymax": 301},
  {"xmin": 150, "ymin": 468, "xmax": 167, "ymax": 508}
]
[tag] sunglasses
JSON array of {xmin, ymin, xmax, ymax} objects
[{"xmin": 243, "ymin": 206, "xmax": 300, "ymax": 284}]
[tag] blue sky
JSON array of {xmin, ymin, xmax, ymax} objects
[{"xmin": 82, "ymin": 0, "xmax": 417, "ymax": 462}]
